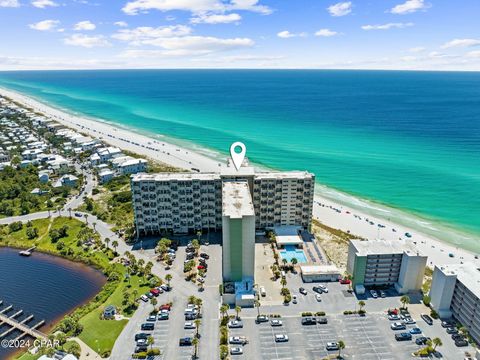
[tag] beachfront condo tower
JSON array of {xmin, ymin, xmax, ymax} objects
[
  {"xmin": 429, "ymin": 263, "xmax": 480, "ymax": 345},
  {"xmin": 347, "ymin": 239, "xmax": 427, "ymax": 295}
]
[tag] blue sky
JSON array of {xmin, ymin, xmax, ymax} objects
[{"xmin": 1, "ymin": 0, "xmax": 480, "ymax": 70}]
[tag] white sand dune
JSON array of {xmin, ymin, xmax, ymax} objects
[{"xmin": 1, "ymin": 87, "xmax": 478, "ymax": 270}]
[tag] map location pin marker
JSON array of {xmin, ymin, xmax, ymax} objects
[{"xmin": 230, "ymin": 142, "xmax": 246, "ymax": 171}]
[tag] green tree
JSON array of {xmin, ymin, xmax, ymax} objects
[
  {"xmin": 291, "ymin": 257, "xmax": 298, "ymax": 266},
  {"xmin": 338, "ymin": 340, "xmax": 345, "ymax": 358},
  {"xmin": 192, "ymin": 337, "xmax": 199, "ymax": 359},
  {"xmin": 358, "ymin": 300, "xmax": 366, "ymax": 312},
  {"xmin": 235, "ymin": 305, "xmax": 241, "ymax": 320},
  {"xmin": 432, "ymin": 337, "xmax": 442, "ymax": 351},
  {"xmin": 280, "ymin": 278, "xmax": 287, "ymax": 289},
  {"xmin": 165, "ymin": 273, "xmax": 172, "ymax": 286},
  {"xmin": 220, "ymin": 304, "xmax": 229, "ymax": 319},
  {"xmin": 105, "ymin": 237, "xmax": 110, "ymax": 248},
  {"xmin": 194, "ymin": 318, "xmax": 201, "ymax": 338},
  {"xmin": 400, "ymin": 295, "xmax": 410, "ymax": 309},
  {"xmin": 254, "ymin": 299, "xmax": 261, "ymax": 317},
  {"xmin": 147, "ymin": 335, "xmax": 154, "ymax": 350},
  {"xmin": 219, "ymin": 345, "xmax": 229, "ymax": 360}
]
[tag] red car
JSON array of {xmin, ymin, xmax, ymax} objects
[
  {"xmin": 339, "ymin": 278, "xmax": 351, "ymax": 285},
  {"xmin": 160, "ymin": 304, "xmax": 172, "ymax": 311},
  {"xmin": 197, "ymin": 265, "xmax": 205, "ymax": 270},
  {"xmin": 150, "ymin": 288, "xmax": 160, "ymax": 296}
]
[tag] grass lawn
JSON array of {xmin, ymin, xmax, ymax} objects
[{"xmin": 79, "ymin": 273, "xmax": 149, "ymax": 355}]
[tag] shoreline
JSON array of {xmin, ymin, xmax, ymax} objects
[
  {"xmin": 0, "ymin": 87, "xmax": 478, "ymax": 269},
  {"xmin": 0, "ymin": 246, "xmax": 107, "ymax": 360}
]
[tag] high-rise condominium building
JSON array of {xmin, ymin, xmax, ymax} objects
[{"xmin": 130, "ymin": 165, "xmax": 314, "ymax": 236}]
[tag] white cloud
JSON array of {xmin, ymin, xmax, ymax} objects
[
  {"xmin": 441, "ymin": 39, "xmax": 480, "ymax": 49},
  {"xmin": 29, "ymin": 19, "xmax": 60, "ymax": 31},
  {"xmin": 64, "ymin": 34, "xmax": 111, "ymax": 48},
  {"xmin": 191, "ymin": 12, "xmax": 241, "ymax": 24},
  {"xmin": 122, "ymin": 0, "xmax": 271, "ymax": 16},
  {"xmin": 327, "ymin": 2, "xmax": 352, "ymax": 17},
  {"xmin": 409, "ymin": 46, "xmax": 425, "ymax": 53},
  {"xmin": 277, "ymin": 30, "xmax": 306, "ymax": 39},
  {"xmin": 31, "ymin": 0, "xmax": 58, "ymax": 8},
  {"xmin": 466, "ymin": 50, "xmax": 480, "ymax": 58},
  {"xmin": 0, "ymin": 0, "xmax": 19, "ymax": 7},
  {"xmin": 315, "ymin": 29, "xmax": 338, "ymax": 37},
  {"xmin": 390, "ymin": 0, "xmax": 430, "ymax": 14},
  {"xmin": 112, "ymin": 25, "xmax": 192, "ymax": 43},
  {"xmin": 361, "ymin": 22, "xmax": 413, "ymax": 31},
  {"xmin": 74, "ymin": 21, "xmax": 96, "ymax": 31},
  {"xmin": 114, "ymin": 21, "xmax": 128, "ymax": 27},
  {"xmin": 400, "ymin": 55, "xmax": 416, "ymax": 61}
]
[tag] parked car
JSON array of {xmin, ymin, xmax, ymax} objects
[
  {"xmin": 446, "ymin": 327, "xmax": 458, "ymax": 334},
  {"xmin": 140, "ymin": 295, "xmax": 149, "ymax": 302},
  {"xmin": 229, "ymin": 336, "xmax": 248, "ymax": 345},
  {"xmin": 230, "ymin": 347, "xmax": 243, "ymax": 355},
  {"xmin": 339, "ymin": 278, "xmax": 351, "ymax": 285},
  {"xmin": 455, "ymin": 339, "xmax": 468, "ymax": 347},
  {"xmin": 160, "ymin": 284, "xmax": 171, "ymax": 292},
  {"xmin": 135, "ymin": 346, "xmax": 148, "ymax": 353},
  {"xmin": 74, "ymin": 212, "xmax": 82, "ymax": 217},
  {"xmin": 415, "ymin": 336, "xmax": 431, "ymax": 345},
  {"xmin": 185, "ymin": 313, "xmax": 197, "ymax": 320},
  {"xmin": 259, "ymin": 286, "xmax": 266, "ymax": 297},
  {"xmin": 256, "ymin": 315, "xmax": 269, "ymax": 324},
  {"xmin": 228, "ymin": 320, "xmax": 243, "ymax": 328},
  {"xmin": 317, "ymin": 317, "xmax": 328, "ymax": 324},
  {"xmin": 274, "ymin": 334, "xmax": 289, "ymax": 342},
  {"xmin": 319, "ymin": 285, "xmax": 329, "ymax": 293},
  {"xmin": 158, "ymin": 312, "xmax": 169, "ymax": 320},
  {"xmin": 299, "ymin": 287, "xmax": 307, "ymax": 295},
  {"xmin": 270, "ymin": 319, "xmax": 283, "ymax": 327},
  {"xmin": 404, "ymin": 317, "xmax": 416, "ymax": 325},
  {"xmin": 292, "ymin": 295, "xmax": 297, "ymax": 304},
  {"xmin": 395, "ymin": 332, "xmax": 412, "ymax": 341},
  {"xmin": 179, "ymin": 337, "xmax": 192, "ymax": 346},
  {"xmin": 200, "ymin": 253, "xmax": 210, "ymax": 259},
  {"xmin": 141, "ymin": 323, "xmax": 154, "ymax": 331},
  {"xmin": 159, "ymin": 304, "xmax": 172, "ymax": 311},
  {"xmin": 136, "ymin": 338, "xmax": 147, "ymax": 346},
  {"xmin": 370, "ymin": 290, "xmax": 378, "ymax": 298},
  {"xmin": 452, "ymin": 334, "xmax": 465, "ymax": 341},
  {"xmin": 315, "ymin": 294, "xmax": 322, "ymax": 302},
  {"xmin": 388, "ymin": 314, "xmax": 401, "ymax": 321},
  {"xmin": 313, "ymin": 286, "xmax": 323, "ymax": 294},
  {"xmin": 326, "ymin": 342, "xmax": 339, "ymax": 350},
  {"xmin": 421, "ymin": 314, "xmax": 433, "ymax": 325},
  {"xmin": 135, "ymin": 333, "xmax": 149, "ymax": 341},
  {"xmin": 146, "ymin": 315, "xmax": 157, "ymax": 322},
  {"xmin": 380, "ymin": 290, "xmax": 386, "ymax": 298},
  {"xmin": 184, "ymin": 322, "xmax": 196, "ymax": 329},
  {"xmin": 409, "ymin": 327, "xmax": 422, "ymax": 335},
  {"xmin": 390, "ymin": 322, "xmax": 406, "ymax": 330},
  {"xmin": 441, "ymin": 320, "xmax": 455, "ymax": 328},
  {"xmin": 301, "ymin": 317, "xmax": 317, "ymax": 326}
]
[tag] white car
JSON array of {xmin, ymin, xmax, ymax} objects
[
  {"xmin": 370, "ymin": 290, "xmax": 378, "ymax": 298},
  {"xmin": 320, "ymin": 285, "xmax": 329, "ymax": 293},
  {"xmin": 228, "ymin": 320, "xmax": 243, "ymax": 328},
  {"xmin": 230, "ymin": 347, "xmax": 243, "ymax": 355},
  {"xmin": 270, "ymin": 319, "xmax": 283, "ymax": 327},
  {"xmin": 275, "ymin": 334, "xmax": 289, "ymax": 342},
  {"xmin": 292, "ymin": 295, "xmax": 297, "ymax": 304},
  {"xmin": 229, "ymin": 336, "xmax": 248, "ymax": 345},
  {"xmin": 184, "ymin": 322, "xmax": 196, "ymax": 329},
  {"xmin": 326, "ymin": 342, "xmax": 339, "ymax": 351},
  {"xmin": 140, "ymin": 295, "xmax": 149, "ymax": 302},
  {"xmin": 315, "ymin": 294, "xmax": 322, "ymax": 302}
]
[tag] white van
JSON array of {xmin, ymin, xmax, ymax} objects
[{"xmin": 260, "ymin": 286, "xmax": 266, "ymax": 297}]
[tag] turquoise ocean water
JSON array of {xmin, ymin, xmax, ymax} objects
[{"xmin": 0, "ymin": 70, "xmax": 479, "ymax": 251}]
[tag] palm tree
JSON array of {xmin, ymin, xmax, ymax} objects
[
  {"xmin": 220, "ymin": 304, "xmax": 229, "ymax": 319},
  {"xmin": 151, "ymin": 297, "xmax": 157, "ymax": 310},
  {"xmin": 68, "ymin": 207, "xmax": 72, "ymax": 219},
  {"xmin": 432, "ymin": 337, "xmax": 442, "ymax": 351},
  {"xmin": 400, "ymin": 295, "xmax": 410, "ymax": 309},
  {"xmin": 235, "ymin": 305, "xmax": 241, "ymax": 320},
  {"xmin": 147, "ymin": 336, "xmax": 154, "ymax": 350},
  {"xmin": 338, "ymin": 340, "xmax": 345, "ymax": 358},
  {"xmin": 459, "ymin": 326, "xmax": 469, "ymax": 338},
  {"xmin": 92, "ymin": 222, "xmax": 97, "ymax": 231},
  {"xmin": 112, "ymin": 240, "xmax": 118, "ymax": 253},
  {"xmin": 195, "ymin": 298, "xmax": 203, "ymax": 316},
  {"xmin": 280, "ymin": 278, "xmax": 287, "ymax": 289},
  {"xmin": 254, "ymin": 299, "xmax": 261, "ymax": 317},
  {"xmin": 192, "ymin": 337, "xmax": 199, "ymax": 359},
  {"xmin": 358, "ymin": 300, "xmax": 365, "ymax": 312},
  {"xmin": 188, "ymin": 295, "xmax": 197, "ymax": 305},
  {"xmin": 165, "ymin": 273, "xmax": 172, "ymax": 286},
  {"xmin": 194, "ymin": 318, "xmax": 201, "ymax": 338},
  {"xmin": 105, "ymin": 237, "xmax": 110, "ymax": 248},
  {"xmin": 83, "ymin": 213, "xmax": 88, "ymax": 224},
  {"xmin": 291, "ymin": 257, "xmax": 298, "ymax": 267},
  {"xmin": 282, "ymin": 258, "xmax": 288, "ymax": 267}
]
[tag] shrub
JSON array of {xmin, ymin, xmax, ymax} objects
[
  {"xmin": 8, "ymin": 221, "xmax": 23, "ymax": 232},
  {"xmin": 430, "ymin": 309, "xmax": 439, "ymax": 319},
  {"xmin": 423, "ymin": 295, "xmax": 431, "ymax": 307}
]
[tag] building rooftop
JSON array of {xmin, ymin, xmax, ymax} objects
[
  {"xmin": 222, "ymin": 181, "xmax": 254, "ymax": 218},
  {"xmin": 300, "ymin": 265, "xmax": 341, "ymax": 276},
  {"xmin": 437, "ymin": 262, "xmax": 480, "ymax": 300},
  {"xmin": 131, "ymin": 173, "xmax": 220, "ymax": 182},
  {"xmin": 350, "ymin": 239, "xmax": 422, "ymax": 257},
  {"xmin": 255, "ymin": 171, "xmax": 314, "ymax": 180}
]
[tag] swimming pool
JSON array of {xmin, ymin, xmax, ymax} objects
[{"xmin": 279, "ymin": 245, "xmax": 308, "ymax": 263}]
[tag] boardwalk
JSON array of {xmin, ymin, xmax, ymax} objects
[{"xmin": 0, "ymin": 310, "xmax": 46, "ymax": 340}]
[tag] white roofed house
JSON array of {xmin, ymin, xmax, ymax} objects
[
  {"xmin": 98, "ymin": 169, "xmax": 115, "ymax": 184},
  {"xmin": 47, "ymin": 155, "xmax": 72, "ymax": 174},
  {"xmin": 90, "ymin": 153, "xmax": 101, "ymax": 166},
  {"xmin": 53, "ymin": 174, "xmax": 79, "ymax": 188},
  {"xmin": 118, "ymin": 158, "xmax": 147, "ymax": 175},
  {"xmin": 98, "ymin": 146, "xmax": 122, "ymax": 162}
]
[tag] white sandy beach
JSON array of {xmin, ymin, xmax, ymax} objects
[{"xmin": 1, "ymin": 87, "xmax": 478, "ymax": 270}]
